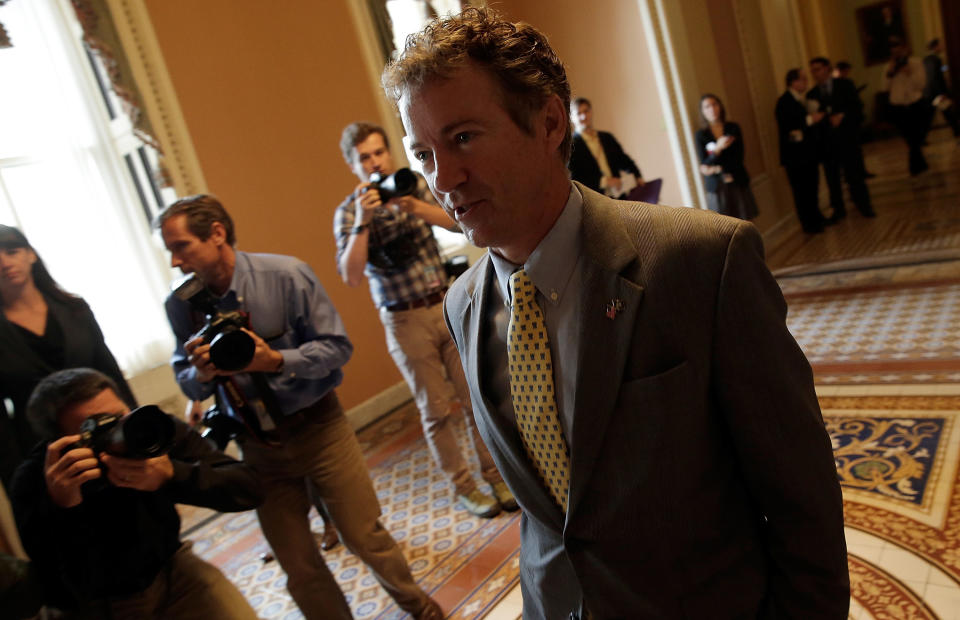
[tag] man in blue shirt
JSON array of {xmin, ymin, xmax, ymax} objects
[{"xmin": 159, "ymin": 195, "xmax": 441, "ymax": 620}]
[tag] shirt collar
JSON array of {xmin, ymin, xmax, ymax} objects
[
  {"xmin": 490, "ymin": 184, "xmax": 583, "ymax": 306},
  {"xmin": 789, "ymin": 88, "xmax": 804, "ymax": 102}
]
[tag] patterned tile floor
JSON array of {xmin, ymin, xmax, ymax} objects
[{"xmin": 180, "ymin": 129, "xmax": 960, "ymax": 618}]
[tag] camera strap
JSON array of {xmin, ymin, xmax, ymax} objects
[{"xmin": 215, "ymin": 375, "xmax": 282, "ymax": 445}]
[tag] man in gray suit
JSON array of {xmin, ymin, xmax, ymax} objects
[{"xmin": 384, "ymin": 8, "xmax": 849, "ymax": 619}]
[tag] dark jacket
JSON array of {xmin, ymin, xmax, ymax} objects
[
  {"xmin": 695, "ymin": 122, "xmax": 750, "ymax": 193},
  {"xmin": 9, "ymin": 419, "xmax": 263, "ymax": 610},
  {"xmin": 806, "ymin": 77, "xmax": 864, "ymax": 148},
  {"xmin": 444, "ymin": 185, "xmax": 849, "ymax": 619},
  {"xmin": 0, "ymin": 295, "xmax": 137, "ymax": 487},
  {"xmin": 775, "ymin": 90, "xmax": 818, "ymax": 167},
  {"xmin": 568, "ymin": 131, "xmax": 642, "ymax": 193},
  {"xmin": 923, "ymin": 53, "xmax": 950, "ymax": 101}
]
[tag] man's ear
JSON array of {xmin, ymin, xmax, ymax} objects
[
  {"xmin": 210, "ymin": 221, "xmax": 227, "ymax": 246},
  {"xmin": 541, "ymin": 94, "xmax": 568, "ymax": 154}
]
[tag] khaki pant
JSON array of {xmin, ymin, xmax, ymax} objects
[
  {"xmin": 380, "ymin": 303, "xmax": 501, "ymax": 495},
  {"xmin": 240, "ymin": 392, "xmax": 428, "ymax": 619},
  {"xmin": 72, "ymin": 543, "xmax": 255, "ymax": 620}
]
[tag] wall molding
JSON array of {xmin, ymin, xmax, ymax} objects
[
  {"xmin": 345, "ymin": 381, "xmax": 413, "ymax": 430},
  {"xmin": 106, "ymin": 0, "xmax": 206, "ymax": 196},
  {"xmin": 636, "ymin": 0, "xmax": 705, "ymax": 210}
]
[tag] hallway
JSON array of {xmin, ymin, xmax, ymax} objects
[{"xmin": 180, "ymin": 129, "xmax": 960, "ymax": 619}]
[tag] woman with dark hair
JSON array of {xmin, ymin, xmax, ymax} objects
[
  {"xmin": 694, "ymin": 94, "xmax": 759, "ymax": 220},
  {"xmin": 0, "ymin": 225, "xmax": 135, "ymax": 487}
]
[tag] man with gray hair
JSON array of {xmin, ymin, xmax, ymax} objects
[{"xmin": 384, "ymin": 8, "xmax": 849, "ymax": 619}]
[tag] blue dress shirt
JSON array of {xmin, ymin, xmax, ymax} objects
[{"xmin": 165, "ymin": 251, "xmax": 353, "ymax": 416}]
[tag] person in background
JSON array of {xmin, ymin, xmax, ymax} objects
[
  {"xmin": 694, "ymin": 94, "xmax": 759, "ymax": 220},
  {"xmin": 884, "ymin": 36, "xmax": 929, "ymax": 176},
  {"xmin": 776, "ymin": 68, "xmax": 829, "ymax": 234},
  {"xmin": 0, "ymin": 225, "xmax": 136, "ymax": 489},
  {"xmin": 832, "ymin": 61, "xmax": 875, "ymax": 179},
  {"xmin": 335, "ymin": 122, "xmax": 515, "ymax": 518},
  {"xmin": 807, "ymin": 57, "xmax": 875, "ymax": 220},
  {"xmin": 923, "ymin": 38, "xmax": 959, "ymax": 140},
  {"xmin": 568, "ymin": 97, "xmax": 644, "ymax": 197}
]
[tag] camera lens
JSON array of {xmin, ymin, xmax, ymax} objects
[{"xmin": 209, "ymin": 329, "xmax": 256, "ymax": 371}]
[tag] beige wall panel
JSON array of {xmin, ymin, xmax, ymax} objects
[
  {"xmin": 501, "ymin": 0, "xmax": 685, "ymax": 206},
  {"xmin": 143, "ymin": 0, "xmax": 403, "ymax": 409}
]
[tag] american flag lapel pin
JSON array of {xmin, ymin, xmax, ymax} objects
[{"xmin": 605, "ymin": 299, "xmax": 624, "ymax": 319}]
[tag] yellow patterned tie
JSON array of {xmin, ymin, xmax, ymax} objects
[{"xmin": 507, "ymin": 269, "xmax": 571, "ymax": 511}]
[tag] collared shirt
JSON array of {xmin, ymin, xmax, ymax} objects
[
  {"xmin": 165, "ymin": 251, "xmax": 353, "ymax": 416},
  {"xmin": 334, "ymin": 173, "xmax": 448, "ymax": 308},
  {"xmin": 883, "ymin": 57, "xmax": 926, "ymax": 105},
  {"xmin": 484, "ymin": 184, "xmax": 584, "ymax": 442}
]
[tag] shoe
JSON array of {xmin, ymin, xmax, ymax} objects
[
  {"xmin": 859, "ymin": 208, "xmax": 876, "ymax": 218},
  {"xmin": 320, "ymin": 527, "xmax": 340, "ymax": 551},
  {"xmin": 414, "ymin": 597, "xmax": 444, "ymax": 620},
  {"xmin": 864, "ymin": 171, "xmax": 877, "ymax": 179},
  {"xmin": 458, "ymin": 488, "xmax": 501, "ymax": 518},
  {"xmin": 491, "ymin": 481, "xmax": 520, "ymax": 511},
  {"xmin": 827, "ymin": 211, "xmax": 847, "ymax": 224}
]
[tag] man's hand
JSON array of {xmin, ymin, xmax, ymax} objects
[
  {"xmin": 829, "ymin": 112, "xmax": 844, "ymax": 128},
  {"xmin": 238, "ymin": 328, "xmax": 284, "ymax": 373},
  {"xmin": 811, "ymin": 111, "xmax": 825, "ymax": 124},
  {"xmin": 603, "ymin": 176, "xmax": 622, "ymax": 190},
  {"xmin": 44, "ymin": 437, "xmax": 101, "ymax": 508},
  {"xmin": 101, "ymin": 453, "xmax": 174, "ymax": 492},
  {"xmin": 700, "ymin": 164, "xmax": 722, "ymax": 175},
  {"xmin": 185, "ymin": 336, "xmax": 219, "ymax": 383},
  {"xmin": 353, "ymin": 182, "xmax": 382, "ymax": 224}
]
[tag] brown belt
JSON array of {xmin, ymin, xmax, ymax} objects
[
  {"xmin": 384, "ymin": 288, "xmax": 448, "ymax": 312},
  {"xmin": 260, "ymin": 390, "xmax": 341, "ymax": 441}
]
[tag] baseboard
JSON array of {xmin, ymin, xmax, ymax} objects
[
  {"xmin": 344, "ymin": 381, "xmax": 413, "ymax": 430},
  {"xmin": 761, "ymin": 212, "xmax": 800, "ymax": 255}
]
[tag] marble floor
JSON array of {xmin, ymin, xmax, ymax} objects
[{"xmin": 181, "ymin": 128, "xmax": 960, "ymax": 619}]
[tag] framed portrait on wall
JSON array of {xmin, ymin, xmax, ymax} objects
[{"xmin": 856, "ymin": 1, "xmax": 909, "ymax": 66}]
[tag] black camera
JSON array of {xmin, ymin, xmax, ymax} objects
[
  {"xmin": 200, "ymin": 404, "xmax": 247, "ymax": 450},
  {"xmin": 173, "ymin": 274, "xmax": 255, "ymax": 371},
  {"xmin": 369, "ymin": 168, "xmax": 417, "ymax": 201},
  {"xmin": 63, "ymin": 405, "xmax": 176, "ymax": 459}
]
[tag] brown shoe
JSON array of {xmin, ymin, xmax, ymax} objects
[{"xmin": 414, "ymin": 597, "xmax": 444, "ymax": 620}]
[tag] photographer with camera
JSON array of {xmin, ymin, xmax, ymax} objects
[
  {"xmin": 335, "ymin": 122, "xmax": 515, "ymax": 519},
  {"xmin": 159, "ymin": 195, "xmax": 441, "ymax": 620},
  {"xmin": 8, "ymin": 368, "xmax": 262, "ymax": 618},
  {"xmin": 884, "ymin": 36, "xmax": 930, "ymax": 176}
]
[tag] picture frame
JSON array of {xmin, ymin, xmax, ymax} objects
[{"xmin": 856, "ymin": 0, "xmax": 909, "ymax": 66}]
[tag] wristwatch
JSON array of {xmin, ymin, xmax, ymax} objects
[{"xmin": 351, "ymin": 224, "xmax": 368, "ymax": 234}]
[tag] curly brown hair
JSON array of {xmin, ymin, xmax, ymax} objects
[{"xmin": 382, "ymin": 7, "xmax": 572, "ymax": 163}]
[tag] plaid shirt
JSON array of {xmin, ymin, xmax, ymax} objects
[{"xmin": 334, "ymin": 173, "xmax": 447, "ymax": 308}]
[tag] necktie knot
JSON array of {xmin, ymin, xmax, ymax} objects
[{"xmin": 509, "ymin": 269, "xmax": 536, "ymax": 307}]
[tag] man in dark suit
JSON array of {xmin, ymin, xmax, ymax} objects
[
  {"xmin": 776, "ymin": 68, "xmax": 828, "ymax": 234},
  {"xmin": 568, "ymin": 97, "xmax": 643, "ymax": 196},
  {"xmin": 807, "ymin": 57, "xmax": 875, "ymax": 220},
  {"xmin": 384, "ymin": 8, "xmax": 849, "ymax": 619},
  {"xmin": 923, "ymin": 38, "xmax": 960, "ymax": 138}
]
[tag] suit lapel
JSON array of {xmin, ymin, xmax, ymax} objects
[{"xmin": 566, "ymin": 186, "xmax": 645, "ymax": 522}]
